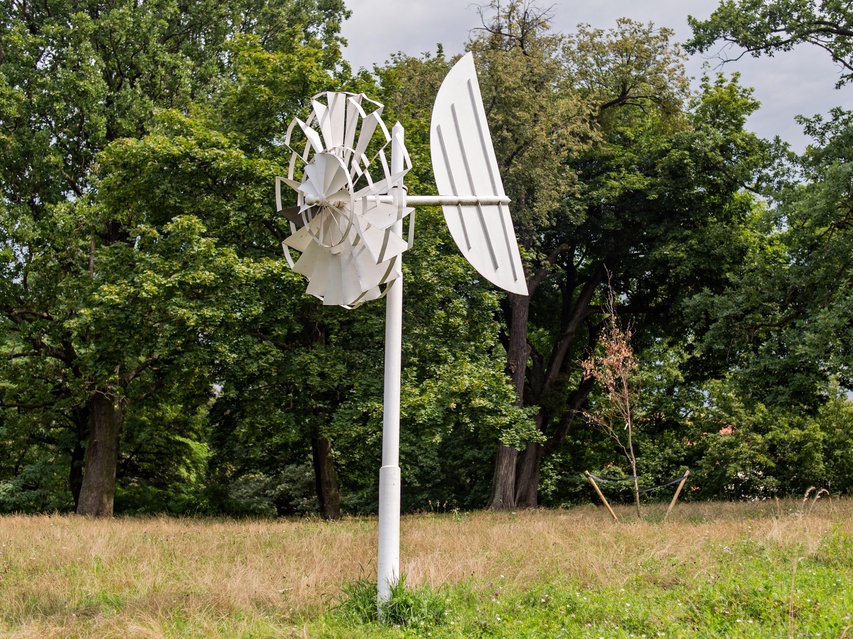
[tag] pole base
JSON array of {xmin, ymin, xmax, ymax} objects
[{"xmin": 377, "ymin": 464, "xmax": 401, "ymax": 605}]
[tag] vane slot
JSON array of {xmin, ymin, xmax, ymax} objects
[
  {"xmin": 450, "ymin": 103, "xmax": 499, "ymax": 271},
  {"xmin": 465, "ymin": 79, "xmax": 519, "ymax": 282},
  {"xmin": 435, "ymin": 123, "xmax": 472, "ymax": 251},
  {"xmin": 466, "ymin": 79, "xmax": 501, "ymax": 196},
  {"xmin": 496, "ymin": 203, "xmax": 520, "ymax": 281}
]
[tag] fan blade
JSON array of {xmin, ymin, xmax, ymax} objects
[
  {"xmin": 301, "ymin": 153, "xmax": 350, "ymax": 203},
  {"xmin": 293, "ymin": 240, "xmax": 321, "ymax": 279},
  {"xmin": 299, "ymin": 163, "xmax": 323, "ymax": 201},
  {"xmin": 431, "ymin": 52, "xmax": 527, "ymax": 296},
  {"xmin": 325, "ymin": 189, "xmax": 352, "ymax": 207},
  {"xmin": 297, "ymin": 243, "xmax": 380, "ymax": 307},
  {"xmin": 313, "ymin": 93, "xmax": 348, "ymax": 151},
  {"xmin": 357, "ymin": 224, "xmax": 409, "ymax": 265},
  {"xmin": 328, "ymin": 92, "xmax": 348, "ymax": 148},
  {"xmin": 360, "ymin": 201, "xmax": 411, "ymax": 231},
  {"xmin": 295, "ymin": 118, "xmax": 325, "ymax": 154},
  {"xmin": 350, "ymin": 244, "xmax": 400, "ymax": 303},
  {"xmin": 341, "ymin": 251, "xmax": 371, "ymax": 306},
  {"xmin": 284, "ymin": 224, "xmax": 313, "ymax": 253},
  {"xmin": 280, "ymin": 177, "xmax": 302, "ymax": 192},
  {"xmin": 320, "ymin": 252, "xmax": 346, "ymax": 306},
  {"xmin": 280, "ymin": 206, "xmax": 305, "ymax": 227},
  {"xmin": 321, "ymin": 155, "xmax": 350, "ymax": 196},
  {"xmin": 352, "ymin": 111, "xmax": 385, "ymax": 172},
  {"xmin": 343, "ymin": 95, "xmax": 364, "ymax": 160}
]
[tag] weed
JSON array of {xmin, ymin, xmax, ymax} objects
[
  {"xmin": 383, "ymin": 576, "xmax": 447, "ymax": 628},
  {"xmin": 335, "ymin": 575, "xmax": 447, "ymax": 629},
  {"xmin": 335, "ymin": 578, "xmax": 379, "ymax": 624}
]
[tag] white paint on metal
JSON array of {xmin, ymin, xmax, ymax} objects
[
  {"xmin": 430, "ymin": 52, "xmax": 528, "ymax": 295},
  {"xmin": 377, "ymin": 122, "xmax": 406, "ymax": 606},
  {"xmin": 304, "ymin": 194, "xmax": 511, "ymax": 207},
  {"xmin": 376, "ymin": 465, "xmax": 400, "ymax": 606},
  {"xmin": 278, "ymin": 92, "xmax": 413, "ymax": 308}
]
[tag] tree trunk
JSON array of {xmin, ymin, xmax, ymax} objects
[
  {"xmin": 69, "ymin": 405, "xmax": 89, "ymax": 509},
  {"xmin": 76, "ymin": 391, "xmax": 123, "ymax": 517},
  {"xmin": 488, "ymin": 444, "xmax": 518, "ymax": 509},
  {"xmin": 487, "ymin": 291, "xmax": 531, "ymax": 510},
  {"xmin": 69, "ymin": 437, "xmax": 86, "ymax": 509},
  {"xmin": 312, "ymin": 433, "xmax": 341, "ymax": 520},
  {"xmin": 515, "ymin": 441, "xmax": 543, "ymax": 508},
  {"xmin": 517, "ymin": 381, "xmax": 595, "ymax": 508},
  {"xmin": 628, "ymin": 416, "xmax": 640, "ymax": 518}
]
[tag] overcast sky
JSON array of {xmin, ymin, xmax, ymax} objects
[{"xmin": 340, "ymin": 0, "xmax": 853, "ymax": 151}]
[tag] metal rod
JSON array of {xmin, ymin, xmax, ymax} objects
[
  {"xmin": 405, "ymin": 194, "xmax": 510, "ymax": 206},
  {"xmin": 377, "ymin": 122, "xmax": 405, "ymax": 611},
  {"xmin": 303, "ymin": 194, "xmax": 511, "ymax": 207}
]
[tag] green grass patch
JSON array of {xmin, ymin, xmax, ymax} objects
[{"xmin": 318, "ymin": 562, "xmax": 853, "ymax": 638}]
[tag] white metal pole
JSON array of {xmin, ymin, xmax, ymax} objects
[{"xmin": 377, "ymin": 122, "xmax": 405, "ymax": 608}]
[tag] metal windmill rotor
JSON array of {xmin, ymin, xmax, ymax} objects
[
  {"xmin": 276, "ymin": 92, "xmax": 414, "ymax": 308},
  {"xmin": 275, "ymin": 52, "xmax": 527, "ymax": 606}
]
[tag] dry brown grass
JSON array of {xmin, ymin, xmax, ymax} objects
[{"xmin": 0, "ymin": 498, "xmax": 850, "ymax": 638}]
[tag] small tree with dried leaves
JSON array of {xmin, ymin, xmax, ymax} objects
[{"xmin": 582, "ymin": 285, "xmax": 642, "ymax": 517}]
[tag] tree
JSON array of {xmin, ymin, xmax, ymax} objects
[
  {"xmin": 460, "ymin": 3, "xmax": 768, "ymax": 508},
  {"xmin": 581, "ymin": 281, "xmax": 642, "ymax": 517},
  {"xmin": 683, "ymin": 107, "xmax": 853, "ymax": 410},
  {"xmin": 0, "ymin": 0, "xmax": 349, "ymax": 515},
  {"xmin": 686, "ymin": 0, "xmax": 853, "ymax": 87},
  {"xmin": 462, "ymin": 1, "xmax": 592, "ymax": 509},
  {"xmin": 68, "ymin": 27, "xmax": 540, "ymax": 521},
  {"xmin": 683, "ymin": 1, "xmax": 853, "ymax": 410}
]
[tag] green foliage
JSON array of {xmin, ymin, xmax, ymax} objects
[
  {"xmin": 3, "ymin": 0, "xmax": 853, "ymax": 515},
  {"xmin": 544, "ymin": 339, "xmax": 853, "ymax": 506},
  {"xmin": 686, "ymin": 0, "xmax": 853, "ymax": 87},
  {"xmin": 0, "ymin": 0, "xmax": 350, "ymax": 513},
  {"xmin": 684, "ymin": 106, "xmax": 853, "ymax": 410},
  {"xmin": 318, "ymin": 533, "xmax": 853, "ymax": 638},
  {"xmin": 670, "ymin": 380, "xmax": 853, "ymax": 500},
  {"xmin": 335, "ymin": 576, "xmax": 447, "ymax": 629},
  {"xmin": 682, "ymin": 1, "xmax": 853, "ymax": 459},
  {"xmin": 114, "ymin": 399, "xmax": 212, "ymax": 515}
]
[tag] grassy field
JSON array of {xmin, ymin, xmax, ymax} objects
[{"xmin": 1, "ymin": 498, "xmax": 852, "ymax": 638}]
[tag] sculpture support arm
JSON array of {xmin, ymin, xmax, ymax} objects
[{"xmin": 302, "ymin": 194, "xmax": 511, "ymax": 206}]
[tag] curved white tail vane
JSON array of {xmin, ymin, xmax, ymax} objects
[
  {"xmin": 430, "ymin": 54, "xmax": 527, "ymax": 295},
  {"xmin": 273, "ymin": 53, "xmax": 527, "ymax": 609}
]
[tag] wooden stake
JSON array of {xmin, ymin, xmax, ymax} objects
[
  {"xmin": 664, "ymin": 470, "xmax": 690, "ymax": 522},
  {"xmin": 585, "ymin": 471, "xmax": 619, "ymax": 522}
]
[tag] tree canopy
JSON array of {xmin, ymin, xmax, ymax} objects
[
  {"xmin": 2, "ymin": 0, "xmax": 853, "ymax": 517},
  {"xmin": 0, "ymin": 0, "xmax": 349, "ymax": 515},
  {"xmin": 686, "ymin": 0, "xmax": 853, "ymax": 87}
]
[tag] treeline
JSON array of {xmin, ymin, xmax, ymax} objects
[{"xmin": 1, "ymin": 0, "xmax": 852, "ymax": 518}]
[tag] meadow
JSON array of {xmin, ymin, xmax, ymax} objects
[{"xmin": 1, "ymin": 498, "xmax": 852, "ymax": 638}]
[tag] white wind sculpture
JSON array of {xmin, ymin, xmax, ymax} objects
[{"xmin": 275, "ymin": 53, "xmax": 527, "ymax": 606}]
